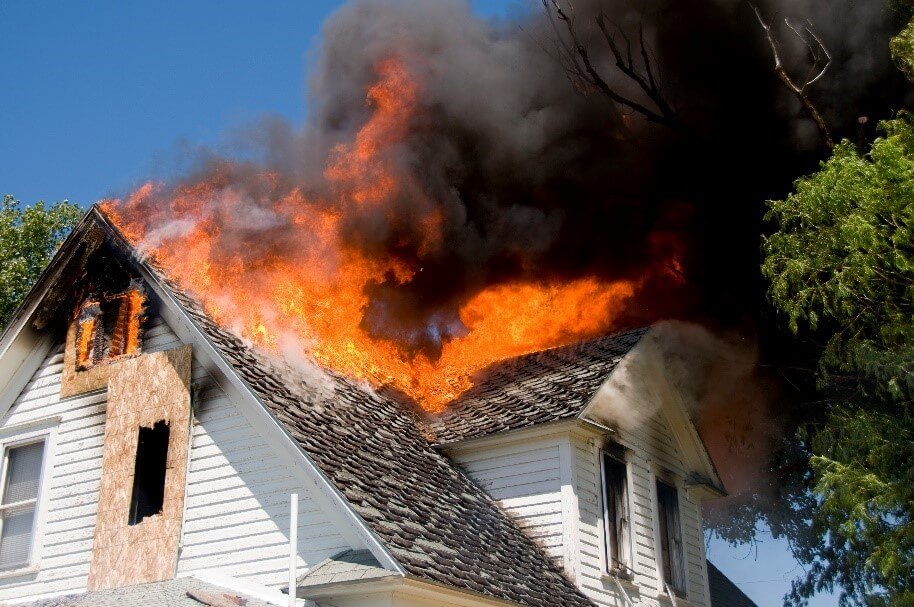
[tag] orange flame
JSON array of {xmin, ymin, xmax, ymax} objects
[{"xmin": 100, "ymin": 57, "xmax": 648, "ymax": 411}]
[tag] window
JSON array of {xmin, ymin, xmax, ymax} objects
[
  {"xmin": 128, "ymin": 421, "xmax": 170, "ymax": 526},
  {"xmin": 601, "ymin": 451, "xmax": 631, "ymax": 574},
  {"xmin": 656, "ymin": 480, "xmax": 685, "ymax": 595},
  {"xmin": 74, "ymin": 287, "xmax": 144, "ymax": 371},
  {"xmin": 0, "ymin": 441, "xmax": 45, "ymax": 569}
]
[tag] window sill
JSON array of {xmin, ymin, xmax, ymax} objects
[
  {"xmin": 600, "ymin": 571, "xmax": 637, "ymax": 589},
  {"xmin": 600, "ymin": 571, "xmax": 635, "ymax": 584},
  {"xmin": 0, "ymin": 564, "xmax": 39, "ymax": 580},
  {"xmin": 656, "ymin": 590, "xmax": 689, "ymax": 606}
]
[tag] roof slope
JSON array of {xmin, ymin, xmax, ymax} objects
[
  {"xmin": 428, "ymin": 327, "xmax": 648, "ymax": 445},
  {"xmin": 296, "ymin": 549, "xmax": 394, "ymax": 589},
  {"xmin": 163, "ymin": 278, "xmax": 593, "ymax": 607},
  {"xmin": 2, "ymin": 209, "xmax": 594, "ymax": 607},
  {"xmin": 707, "ymin": 562, "xmax": 759, "ymax": 607}
]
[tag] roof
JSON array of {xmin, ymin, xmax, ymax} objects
[
  {"xmin": 74, "ymin": 208, "xmax": 594, "ymax": 607},
  {"xmin": 427, "ymin": 327, "xmax": 648, "ymax": 445},
  {"xmin": 17, "ymin": 577, "xmax": 281, "ymax": 607},
  {"xmin": 296, "ymin": 549, "xmax": 394, "ymax": 589},
  {"xmin": 707, "ymin": 561, "xmax": 759, "ymax": 607}
]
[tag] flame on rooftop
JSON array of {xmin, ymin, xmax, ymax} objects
[{"xmin": 101, "ymin": 57, "xmax": 677, "ymax": 410}]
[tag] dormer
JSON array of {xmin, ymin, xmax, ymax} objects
[{"xmin": 430, "ymin": 326, "xmax": 725, "ymax": 607}]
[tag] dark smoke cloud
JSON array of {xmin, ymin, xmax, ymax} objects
[{"xmin": 165, "ymin": 0, "xmax": 904, "ymax": 355}]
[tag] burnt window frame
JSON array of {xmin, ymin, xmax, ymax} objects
[
  {"xmin": 128, "ymin": 420, "xmax": 170, "ymax": 526},
  {"xmin": 600, "ymin": 448, "xmax": 632, "ymax": 577},
  {"xmin": 656, "ymin": 478, "xmax": 686, "ymax": 596},
  {"xmin": 73, "ymin": 286, "xmax": 145, "ymax": 372}
]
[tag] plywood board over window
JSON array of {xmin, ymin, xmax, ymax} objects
[{"xmin": 87, "ymin": 345, "xmax": 192, "ymax": 591}]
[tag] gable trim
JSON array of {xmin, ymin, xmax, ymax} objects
[{"xmin": 578, "ymin": 329, "xmax": 725, "ymax": 497}]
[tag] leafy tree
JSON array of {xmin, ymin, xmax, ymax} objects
[
  {"xmin": 0, "ymin": 195, "xmax": 82, "ymax": 330},
  {"xmin": 762, "ymin": 17, "xmax": 914, "ymax": 606}
]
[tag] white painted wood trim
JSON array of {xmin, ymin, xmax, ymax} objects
[
  {"xmin": 0, "ymin": 332, "xmax": 54, "ymax": 423},
  {"xmin": 558, "ymin": 436, "xmax": 580, "ymax": 584},
  {"xmin": 0, "ymin": 416, "xmax": 60, "ymax": 573},
  {"xmin": 442, "ymin": 418, "xmax": 588, "ymax": 456}
]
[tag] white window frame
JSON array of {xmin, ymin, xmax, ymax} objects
[
  {"xmin": 0, "ymin": 417, "xmax": 58, "ymax": 577},
  {"xmin": 599, "ymin": 448, "xmax": 633, "ymax": 578}
]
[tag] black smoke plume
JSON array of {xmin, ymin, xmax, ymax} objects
[{"xmin": 125, "ymin": 0, "xmax": 905, "ymax": 357}]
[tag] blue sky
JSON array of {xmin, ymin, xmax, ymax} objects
[{"xmin": 0, "ymin": 2, "xmax": 834, "ymax": 605}]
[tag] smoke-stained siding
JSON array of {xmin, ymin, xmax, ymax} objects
[
  {"xmin": 568, "ymin": 410, "xmax": 710, "ymax": 607},
  {"xmin": 0, "ymin": 314, "xmax": 352, "ymax": 603}
]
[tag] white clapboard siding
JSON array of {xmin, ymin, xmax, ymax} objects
[
  {"xmin": 0, "ymin": 313, "xmax": 352, "ymax": 602},
  {"xmin": 173, "ymin": 334, "xmax": 351, "ymax": 586},
  {"xmin": 451, "ymin": 442, "xmax": 565, "ymax": 563},
  {"xmin": 0, "ymin": 344, "xmax": 105, "ymax": 601},
  {"xmin": 571, "ymin": 408, "xmax": 710, "ymax": 607}
]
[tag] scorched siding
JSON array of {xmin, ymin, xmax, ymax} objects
[{"xmin": 570, "ymin": 413, "xmax": 710, "ymax": 607}]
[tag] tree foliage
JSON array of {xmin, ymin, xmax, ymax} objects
[
  {"xmin": 763, "ymin": 19, "xmax": 914, "ymax": 605},
  {"xmin": 0, "ymin": 195, "xmax": 81, "ymax": 330}
]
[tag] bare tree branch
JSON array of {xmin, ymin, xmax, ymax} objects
[
  {"xmin": 751, "ymin": 3, "xmax": 834, "ymax": 148},
  {"xmin": 543, "ymin": 0, "xmax": 684, "ymax": 131}
]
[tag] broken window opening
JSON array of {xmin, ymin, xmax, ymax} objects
[
  {"xmin": 656, "ymin": 479, "xmax": 686, "ymax": 596},
  {"xmin": 74, "ymin": 285, "xmax": 145, "ymax": 371},
  {"xmin": 601, "ymin": 451, "xmax": 631, "ymax": 574},
  {"xmin": 129, "ymin": 420, "xmax": 169, "ymax": 526}
]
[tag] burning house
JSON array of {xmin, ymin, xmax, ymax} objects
[{"xmin": 0, "ymin": 207, "xmax": 758, "ymax": 607}]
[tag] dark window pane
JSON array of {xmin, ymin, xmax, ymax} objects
[
  {"xmin": 603, "ymin": 454, "xmax": 628, "ymax": 570},
  {"xmin": 657, "ymin": 480, "xmax": 685, "ymax": 593}
]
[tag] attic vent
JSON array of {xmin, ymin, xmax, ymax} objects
[
  {"xmin": 75, "ymin": 285, "xmax": 145, "ymax": 370},
  {"xmin": 128, "ymin": 420, "xmax": 170, "ymax": 526}
]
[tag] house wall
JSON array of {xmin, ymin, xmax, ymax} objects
[
  {"xmin": 449, "ymin": 438, "xmax": 565, "ymax": 567},
  {"xmin": 449, "ymin": 418, "xmax": 710, "ymax": 607},
  {"xmin": 570, "ymin": 418, "xmax": 710, "ymax": 607},
  {"xmin": 0, "ymin": 313, "xmax": 353, "ymax": 602}
]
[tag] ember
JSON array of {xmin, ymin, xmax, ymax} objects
[{"xmin": 100, "ymin": 57, "xmax": 674, "ymax": 410}]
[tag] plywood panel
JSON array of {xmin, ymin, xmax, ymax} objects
[{"xmin": 87, "ymin": 345, "xmax": 191, "ymax": 591}]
